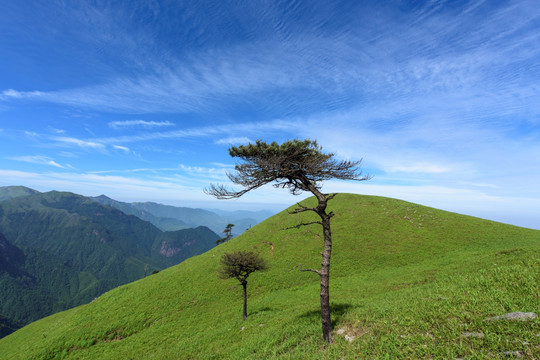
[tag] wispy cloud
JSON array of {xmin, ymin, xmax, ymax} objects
[
  {"xmin": 47, "ymin": 126, "xmax": 66, "ymax": 134},
  {"xmin": 215, "ymin": 137, "xmax": 252, "ymax": 145},
  {"xmin": 1, "ymin": 1, "xmax": 538, "ymax": 123},
  {"xmin": 385, "ymin": 163, "xmax": 451, "ymax": 174},
  {"xmin": 1, "ymin": 89, "xmax": 43, "ymax": 100},
  {"xmin": 112, "ymin": 145, "xmax": 130, "ymax": 152},
  {"xmin": 52, "ymin": 136, "xmax": 106, "ymax": 150},
  {"xmin": 58, "ymin": 151, "xmax": 78, "ymax": 158},
  {"xmin": 108, "ymin": 120, "xmax": 175, "ymax": 129},
  {"xmin": 83, "ymin": 119, "xmax": 294, "ymax": 146},
  {"xmin": 6, "ymin": 155, "xmax": 65, "ymax": 168}
]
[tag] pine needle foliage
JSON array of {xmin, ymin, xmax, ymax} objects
[{"xmin": 205, "ymin": 139, "xmax": 369, "ymax": 198}]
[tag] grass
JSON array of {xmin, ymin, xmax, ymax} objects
[{"xmin": 0, "ymin": 194, "xmax": 538, "ymax": 359}]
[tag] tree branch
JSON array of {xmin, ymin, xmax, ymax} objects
[
  {"xmin": 288, "ymin": 202, "xmax": 316, "ymax": 214},
  {"xmin": 289, "ymin": 264, "xmax": 321, "ymax": 275},
  {"xmin": 281, "ymin": 220, "xmax": 322, "ymax": 231},
  {"xmin": 299, "ymin": 268, "xmax": 321, "ymax": 275},
  {"xmin": 204, "ymin": 183, "xmax": 261, "ymax": 199},
  {"xmin": 325, "ymin": 193, "xmax": 337, "ymax": 201}
]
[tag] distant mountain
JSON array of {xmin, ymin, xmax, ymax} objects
[
  {"xmin": 91, "ymin": 196, "xmax": 274, "ymax": 235},
  {"xmin": 206, "ymin": 208, "xmax": 275, "ymax": 234},
  {"xmin": 208, "ymin": 208, "xmax": 274, "ymax": 223},
  {"xmin": 0, "ymin": 189, "xmax": 219, "ymax": 338},
  {"xmin": 91, "ymin": 195, "xmax": 189, "ymax": 231}
]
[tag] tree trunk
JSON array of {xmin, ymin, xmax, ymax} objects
[
  {"xmin": 320, "ymin": 213, "xmax": 333, "ymax": 343},
  {"xmin": 242, "ymin": 281, "xmax": 248, "ymax": 321},
  {"xmin": 299, "ymin": 177, "xmax": 334, "ymax": 343},
  {"xmin": 307, "ymin": 182, "xmax": 333, "ymax": 343}
]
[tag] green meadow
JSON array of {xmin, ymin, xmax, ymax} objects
[{"xmin": 1, "ymin": 194, "xmax": 538, "ymax": 359}]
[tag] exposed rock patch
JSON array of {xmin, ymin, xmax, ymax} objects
[
  {"xmin": 462, "ymin": 332, "xmax": 484, "ymax": 338},
  {"xmin": 485, "ymin": 312, "xmax": 537, "ymax": 322}
]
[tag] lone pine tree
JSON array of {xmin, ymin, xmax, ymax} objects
[
  {"xmin": 216, "ymin": 223, "xmax": 235, "ymax": 245},
  {"xmin": 206, "ymin": 139, "xmax": 369, "ymax": 343},
  {"xmin": 218, "ymin": 251, "xmax": 267, "ymax": 320}
]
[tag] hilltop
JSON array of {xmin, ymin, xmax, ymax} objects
[
  {"xmin": 0, "ymin": 194, "xmax": 538, "ymax": 359},
  {"xmin": 0, "ymin": 186, "xmax": 39, "ymax": 201}
]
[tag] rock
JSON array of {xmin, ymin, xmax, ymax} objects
[
  {"xmin": 486, "ymin": 312, "xmax": 537, "ymax": 322},
  {"xmin": 344, "ymin": 334, "xmax": 355, "ymax": 342},
  {"xmin": 462, "ymin": 332, "xmax": 484, "ymax": 338},
  {"xmin": 501, "ymin": 350, "xmax": 522, "ymax": 358}
]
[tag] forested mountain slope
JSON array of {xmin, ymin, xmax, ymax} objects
[{"xmin": 0, "ymin": 190, "xmax": 219, "ymax": 337}]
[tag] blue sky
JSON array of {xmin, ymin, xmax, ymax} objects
[{"xmin": 1, "ymin": 0, "xmax": 539, "ymax": 229}]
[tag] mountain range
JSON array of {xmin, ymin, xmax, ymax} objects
[
  {"xmin": 0, "ymin": 186, "xmax": 270, "ymax": 338},
  {"xmin": 90, "ymin": 194, "xmax": 273, "ymax": 235}
]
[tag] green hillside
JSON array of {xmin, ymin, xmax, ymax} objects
[{"xmin": 1, "ymin": 194, "xmax": 538, "ymax": 359}]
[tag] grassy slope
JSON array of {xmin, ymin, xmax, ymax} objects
[{"xmin": 0, "ymin": 194, "xmax": 538, "ymax": 359}]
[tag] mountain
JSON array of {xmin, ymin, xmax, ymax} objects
[
  {"xmin": 0, "ymin": 232, "xmax": 84, "ymax": 337},
  {"xmin": 0, "ymin": 189, "xmax": 219, "ymax": 337},
  {"xmin": 91, "ymin": 195, "xmax": 274, "ymax": 235},
  {"xmin": 91, "ymin": 195, "xmax": 190, "ymax": 232},
  {"xmin": 0, "ymin": 186, "xmax": 39, "ymax": 201},
  {"xmin": 1, "ymin": 194, "xmax": 538, "ymax": 359},
  {"xmin": 153, "ymin": 226, "xmax": 222, "ymax": 268}
]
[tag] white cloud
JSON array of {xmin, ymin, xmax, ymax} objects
[
  {"xmin": 113, "ymin": 145, "xmax": 130, "ymax": 152},
  {"xmin": 58, "ymin": 151, "xmax": 78, "ymax": 158},
  {"xmin": 177, "ymin": 164, "xmax": 228, "ymax": 180},
  {"xmin": 52, "ymin": 136, "xmax": 106, "ymax": 150},
  {"xmin": 108, "ymin": 120, "xmax": 175, "ymax": 129},
  {"xmin": 6, "ymin": 155, "xmax": 65, "ymax": 169},
  {"xmin": 215, "ymin": 137, "xmax": 252, "ymax": 145},
  {"xmin": 47, "ymin": 127, "xmax": 66, "ymax": 134},
  {"xmin": 459, "ymin": 181, "xmax": 499, "ymax": 189},
  {"xmin": 1, "ymin": 89, "xmax": 43, "ymax": 99},
  {"xmin": 385, "ymin": 163, "xmax": 451, "ymax": 174}
]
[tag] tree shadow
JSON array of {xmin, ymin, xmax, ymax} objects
[
  {"xmin": 298, "ymin": 302, "xmax": 355, "ymax": 326},
  {"xmin": 249, "ymin": 306, "xmax": 273, "ymax": 316}
]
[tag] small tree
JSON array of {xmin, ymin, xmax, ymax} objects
[
  {"xmin": 206, "ymin": 139, "xmax": 369, "ymax": 342},
  {"xmin": 218, "ymin": 251, "xmax": 268, "ymax": 320},
  {"xmin": 216, "ymin": 223, "xmax": 235, "ymax": 245}
]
